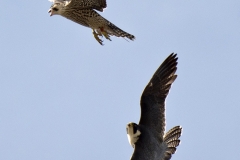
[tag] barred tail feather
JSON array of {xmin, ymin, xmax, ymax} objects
[
  {"xmin": 107, "ymin": 22, "xmax": 135, "ymax": 40},
  {"xmin": 162, "ymin": 126, "xmax": 182, "ymax": 160}
]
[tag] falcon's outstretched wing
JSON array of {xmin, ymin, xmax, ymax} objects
[
  {"xmin": 139, "ymin": 53, "xmax": 178, "ymax": 142},
  {"xmin": 67, "ymin": 0, "xmax": 107, "ymax": 11}
]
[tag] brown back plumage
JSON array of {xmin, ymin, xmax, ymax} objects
[{"xmin": 68, "ymin": 0, "xmax": 107, "ymax": 11}]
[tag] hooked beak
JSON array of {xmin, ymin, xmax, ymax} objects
[{"xmin": 48, "ymin": 9, "xmax": 52, "ymax": 16}]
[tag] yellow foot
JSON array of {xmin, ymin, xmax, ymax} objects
[
  {"xmin": 102, "ymin": 30, "xmax": 111, "ymax": 41},
  {"xmin": 92, "ymin": 30, "xmax": 103, "ymax": 45}
]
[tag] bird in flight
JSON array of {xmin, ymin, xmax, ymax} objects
[
  {"xmin": 48, "ymin": 0, "xmax": 135, "ymax": 45},
  {"xmin": 126, "ymin": 53, "xmax": 182, "ymax": 160}
]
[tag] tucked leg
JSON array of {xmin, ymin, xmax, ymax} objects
[
  {"xmin": 100, "ymin": 27, "xmax": 111, "ymax": 41},
  {"xmin": 92, "ymin": 29, "xmax": 103, "ymax": 45}
]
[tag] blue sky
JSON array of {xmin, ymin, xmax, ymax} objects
[{"xmin": 1, "ymin": 0, "xmax": 240, "ymax": 159}]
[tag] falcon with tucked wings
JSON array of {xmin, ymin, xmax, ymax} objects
[
  {"xmin": 48, "ymin": 0, "xmax": 135, "ymax": 45},
  {"xmin": 126, "ymin": 53, "xmax": 182, "ymax": 160}
]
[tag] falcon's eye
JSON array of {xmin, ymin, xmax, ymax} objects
[{"xmin": 53, "ymin": 8, "xmax": 59, "ymax": 11}]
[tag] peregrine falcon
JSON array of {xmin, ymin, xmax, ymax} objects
[
  {"xmin": 126, "ymin": 53, "xmax": 182, "ymax": 160},
  {"xmin": 48, "ymin": 0, "xmax": 135, "ymax": 45}
]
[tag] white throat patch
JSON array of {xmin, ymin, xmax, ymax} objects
[{"xmin": 127, "ymin": 124, "xmax": 141, "ymax": 148}]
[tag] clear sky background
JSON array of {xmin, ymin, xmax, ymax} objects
[{"xmin": 1, "ymin": 0, "xmax": 240, "ymax": 160}]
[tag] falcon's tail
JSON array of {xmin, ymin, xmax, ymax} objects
[
  {"xmin": 162, "ymin": 126, "xmax": 182, "ymax": 160},
  {"xmin": 107, "ymin": 22, "xmax": 135, "ymax": 41}
]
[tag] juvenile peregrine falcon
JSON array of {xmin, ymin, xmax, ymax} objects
[
  {"xmin": 48, "ymin": 0, "xmax": 135, "ymax": 45},
  {"xmin": 126, "ymin": 53, "xmax": 182, "ymax": 160}
]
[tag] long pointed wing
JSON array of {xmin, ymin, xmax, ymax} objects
[
  {"xmin": 139, "ymin": 53, "xmax": 178, "ymax": 142},
  {"xmin": 67, "ymin": 0, "xmax": 107, "ymax": 11}
]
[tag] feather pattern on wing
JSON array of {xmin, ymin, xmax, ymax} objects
[
  {"xmin": 67, "ymin": 0, "xmax": 107, "ymax": 11},
  {"xmin": 139, "ymin": 53, "xmax": 178, "ymax": 143}
]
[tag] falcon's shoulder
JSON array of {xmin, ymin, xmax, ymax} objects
[{"xmin": 67, "ymin": 0, "xmax": 107, "ymax": 12}]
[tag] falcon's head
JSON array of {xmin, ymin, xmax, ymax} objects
[
  {"xmin": 48, "ymin": 0, "xmax": 71, "ymax": 16},
  {"xmin": 48, "ymin": 3, "xmax": 63, "ymax": 16},
  {"xmin": 126, "ymin": 122, "xmax": 141, "ymax": 148}
]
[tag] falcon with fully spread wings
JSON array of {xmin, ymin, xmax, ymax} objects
[
  {"xmin": 48, "ymin": 0, "xmax": 135, "ymax": 45},
  {"xmin": 126, "ymin": 53, "xmax": 182, "ymax": 160}
]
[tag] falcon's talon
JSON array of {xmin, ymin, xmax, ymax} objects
[
  {"xmin": 97, "ymin": 32, "xmax": 103, "ymax": 37},
  {"xmin": 102, "ymin": 31, "xmax": 111, "ymax": 41},
  {"xmin": 93, "ymin": 30, "xmax": 103, "ymax": 45}
]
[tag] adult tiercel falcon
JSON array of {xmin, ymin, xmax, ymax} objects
[
  {"xmin": 126, "ymin": 53, "xmax": 182, "ymax": 160},
  {"xmin": 48, "ymin": 0, "xmax": 135, "ymax": 45}
]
